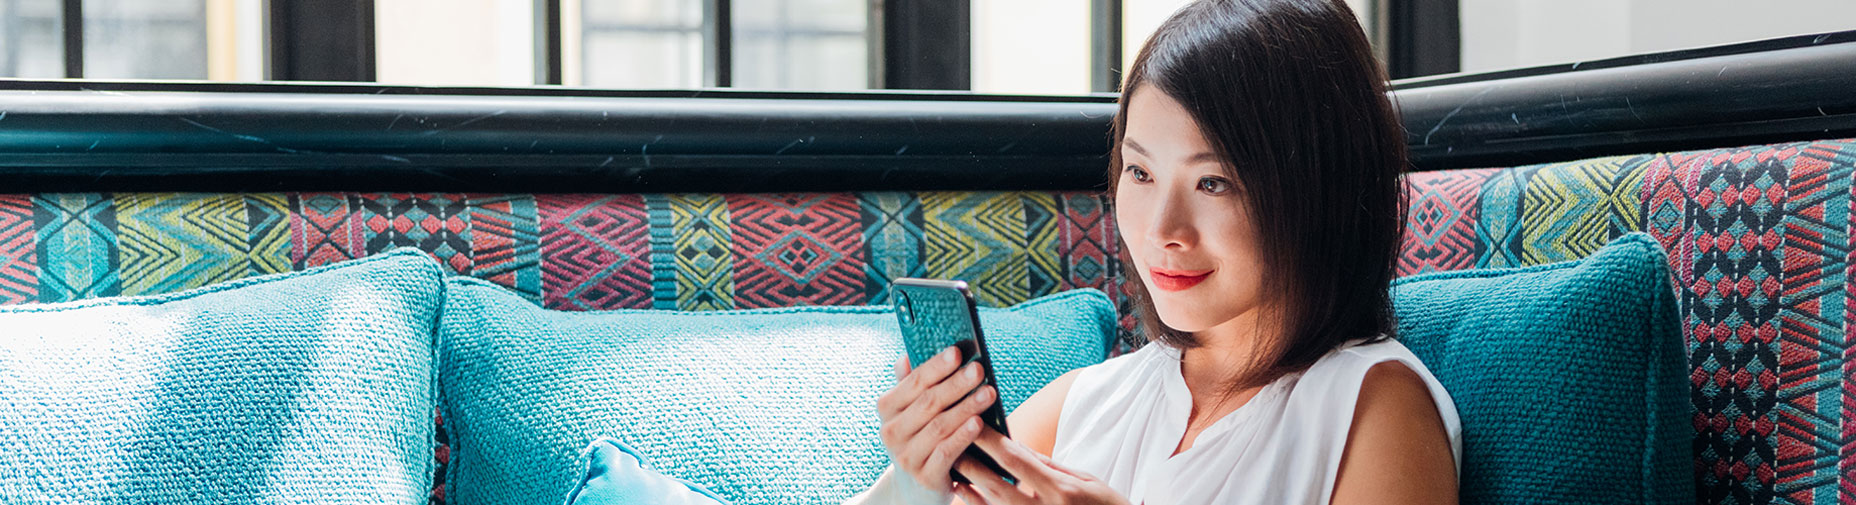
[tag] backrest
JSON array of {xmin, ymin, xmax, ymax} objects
[{"xmin": 4, "ymin": 139, "xmax": 1852, "ymax": 505}]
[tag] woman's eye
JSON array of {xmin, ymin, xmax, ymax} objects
[
  {"xmin": 1125, "ymin": 166, "xmax": 1151, "ymax": 183},
  {"xmin": 1198, "ymin": 177, "xmax": 1233, "ymax": 195}
]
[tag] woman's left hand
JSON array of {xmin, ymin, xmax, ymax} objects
[{"xmin": 949, "ymin": 428, "xmax": 1128, "ymax": 505}]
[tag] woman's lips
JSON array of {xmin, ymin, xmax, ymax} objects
[{"xmin": 1149, "ymin": 267, "xmax": 1212, "ymax": 292}]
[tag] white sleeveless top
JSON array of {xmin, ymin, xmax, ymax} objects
[{"xmin": 1051, "ymin": 338, "xmax": 1462, "ymax": 505}]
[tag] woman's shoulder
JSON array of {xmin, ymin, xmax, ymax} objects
[
  {"xmin": 1283, "ymin": 337, "xmax": 1463, "ymax": 481},
  {"xmin": 1299, "ymin": 337, "xmax": 1438, "ymax": 390},
  {"xmin": 1323, "ymin": 338, "xmax": 1464, "ymax": 503},
  {"xmin": 1291, "ymin": 338, "xmax": 1456, "ymax": 419}
]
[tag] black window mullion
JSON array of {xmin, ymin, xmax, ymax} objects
[
  {"xmin": 538, "ymin": 0, "xmax": 562, "ymax": 85},
  {"xmin": 62, "ymin": 0, "xmax": 81, "ymax": 78},
  {"xmin": 1386, "ymin": 0, "xmax": 1458, "ymax": 79},
  {"xmin": 1091, "ymin": 0, "xmax": 1121, "ymax": 93},
  {"xmin": 704, "ymin": 0, "xmax": 732, "ymax": 87},
  {"xmin": 268, "ymin": 0, "xmax": 376, "ymax": 82},
  {"xmin": 883, "ymin": 0, "xmax": 969, "ymax": 90}
]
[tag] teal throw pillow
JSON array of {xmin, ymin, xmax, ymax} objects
[
  {"xmin": 0, "ymin": 249, "xmax": 446, "ymax": 504},
  {"xmin": 438, "ymin": 278, "xmax": 1116, "ymax": 505},
  {"xmin": 563, "ymin": 438, "xmax": 730, "ymax": 505},
  {"xmin": 1392, "ymin": 232, "xmax": 1692, "ymax": 504}
]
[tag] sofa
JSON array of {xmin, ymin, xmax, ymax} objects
[{"xmin": 0, "ymin": 33, "xmax": 1852, "ymax": 505}]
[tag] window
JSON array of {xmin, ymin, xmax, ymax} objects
[
  {"xmin": 3, "ymin": 1, "xmax": 1850, "ymax": 90},
  {"xmin": 0, "ymin": 0, "xmax": 257, "ymax": 80},
  {"xmin": 730, "ymin": 0, "xmax": 867, "ymax": 90},
  {"xmin": 1460, "ymin": 0, "xmax": 1856, "ymax": 75},
  {"xmin": 82, "ymin": 0, "xmax": 207, "ymax": 79},
  {"xmin": 376, "ymin": 0, "xmax": 538, "ymax": 87},
  {"xmin": 971, "ymin": 0, "xmax": 1091, "ymax": 94},
  {"xmin": 0, "ymin": 0, "xmax": 62, "ymax": 78},
  {"xmin": 572, "ymin": 0, "xmax": 706, "ymax": 88}
]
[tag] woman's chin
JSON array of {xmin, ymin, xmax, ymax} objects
[
  {"xmin": 1153, "ymin": 300, "xmax": 1250, "ymax": 335},
  {"xmin": 1153, "ymin": 311, "xmax": 1219, "ymax": 334}
]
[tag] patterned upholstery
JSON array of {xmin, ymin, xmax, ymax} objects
[
  {"xmin": 1403, "ymin": 139, "xmax": 1856, "ymax": 505},
  {"xmin": 0, "ymin": 190, "xmax": 1126, "ymax": 504},
  {"xmin": 0, "ymin": 192, "xmax": 1123, "ymax": 312},
  {"xmin": 1, "ymin": 139, "xmax": 1851, "ymax": 505}
]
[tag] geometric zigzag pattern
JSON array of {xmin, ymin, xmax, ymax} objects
[
  {"xmin": 1770, "ymin": 143, "xmax": 1849, "ymax": 505},
  {"xmin": 0, "ymin": 194, "xmax": 35, "ymax": 305},
  {"xmin": 3, "ymin": 139, "xmax": 1856, "ymax": 505},
  {"xmin": 113, "ymin": 193, "xmax": 292, "ymax": 296},
  {"xmin": 726, "ymin": 193, "xmax": 867, "ymax": 308},
  {"xmin": 1400, "ymin": 168, "xmax": 1498, "ymax": 275},
  {"xmin": 538, "ymin": 194, "xmax": 651, "ymax": 311}
]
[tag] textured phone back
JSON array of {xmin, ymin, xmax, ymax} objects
[{"xmin": 894, "ymin": 282, "xmax": 982, "ymax": 369}]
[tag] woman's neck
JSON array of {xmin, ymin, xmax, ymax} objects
[{"xmin": 1176, "ymin": 309, "xmax": 1274, "ymax": 394}]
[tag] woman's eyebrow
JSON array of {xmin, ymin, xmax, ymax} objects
[
  {"xmin": 1126, "ymin": 138, "xmax": 1220, "ymax": 165},
  {"xmin": 1124, "ymin": 139, "xmax": 1151, "ymax": 157}
]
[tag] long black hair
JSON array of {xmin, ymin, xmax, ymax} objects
[{"xmin": 1109, "ymin": 0, "xmax": 1407, "ymax": 389}]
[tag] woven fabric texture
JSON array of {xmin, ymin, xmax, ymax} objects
[
  {"xmin": 1393, "ymin": 233, "xmax": 1690, "ymax": 504},
  {"xmin": 0, "ymin": 248, "xmax": 444, "ymax": 505},
  {"xmin": 3, "ymin": 139, "xmax": 1855, "ymax": 504},
  {"xmin": 437, "ymin": 277, "xmax": 1115, "ymax": 505},
  {"xmin": 1401, "ymin": 139, "xmax": 1856, "ymax": 505}
]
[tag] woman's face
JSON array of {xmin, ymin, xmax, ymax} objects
[{"xmin": 1115, "ymin": 88, "xmax": 1268, "ymax": 335}]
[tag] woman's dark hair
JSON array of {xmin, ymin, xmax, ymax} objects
[{"xmin": 1110, "ymin": 0, "xmax": 1406, "ymax": 389}]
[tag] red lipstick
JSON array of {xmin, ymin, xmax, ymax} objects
[{"xmin": 1149, "ymin": 267, "xmax": 1212, "ymax": 291}]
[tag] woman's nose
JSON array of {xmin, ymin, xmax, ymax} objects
[{"xmin": 1144, "ymin": 190, "xmax": 1194, "ymax": 250}]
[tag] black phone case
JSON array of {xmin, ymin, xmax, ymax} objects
[{"xmin": 891, "ymin": 278, "xmax": 1016, "ymax": 484}]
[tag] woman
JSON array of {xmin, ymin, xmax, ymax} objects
[{"xmin": 855, "ymin": 0, "xmax": 1460, "ymax": 503}]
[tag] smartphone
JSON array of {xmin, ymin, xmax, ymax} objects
[{"xmin": 890, "ymin": 278, "xmax": 1015, "ymax": 484}]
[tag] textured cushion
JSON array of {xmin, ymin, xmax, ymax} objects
[
  {"xmin": 0, "ymin": 248, "xmax": 445, "ymax": 504},
  {"xmin": 1391, "ymin": 232, "xmax": 1691, "ymax": 504},
  {"xmin": 562, "ymin": 438, "xmax": 730, "ymax": 505},
  {"xmin": 438, "ymin": 277, "xmax": 1117, "ymax": 505}
]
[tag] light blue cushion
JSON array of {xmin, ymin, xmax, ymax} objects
[
  {"xmin": 0, "ymin": 248, "xmax": 446, "ymax": 504},
  {"xmin": 438, "ymin": 277, "xmax": 1116, "ymax": 505},
  {"xmin": 1392, "ymin": 232, "xmax": 1692, "ymax": 504},
  {"xmin": 563, "ymin": 438, "xmax": 730, "ymax": 505}
]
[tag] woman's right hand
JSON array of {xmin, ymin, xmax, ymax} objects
[{"xmin": 876, "ymin": 346, "xmax": 999, "ymax": 492}]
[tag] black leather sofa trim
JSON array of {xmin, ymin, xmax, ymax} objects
[{"xmin": 1396, "ymin": 30, "xmax": 1856, "ymax": 171}]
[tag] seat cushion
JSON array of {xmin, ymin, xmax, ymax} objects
[
  {"xmin": 0, "ymin": 248, "xmax": 446, "ymax": 505},
  {"xmin": 438, "ymin": 277, "xmax": 1117, "ymax": 505},
  {"xmin": 1392, "ymin": 232, "xmax": 1691, "ymax": 504}
]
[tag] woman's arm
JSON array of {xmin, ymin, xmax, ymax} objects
[
  {"xmin": 1329, "ymin": 361, "xmax": 1458, "ymax": 505},
  {"xmin": 1005, "ymin": 368, "xmax": 1081, "ymax": 457}
]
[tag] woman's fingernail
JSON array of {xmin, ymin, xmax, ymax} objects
[
  {"xmin": 978, "ymin": 386, "xmax": 994, "ymax": 403},
  {"xmin": 943, "ymin": 348, "xmax": 959, "ymax": 364},
  {"xmin": 965, "ymin": 418, "xmax": 980, "ymax": 432},
  {"xmin": 965, "ymin": 363, "xmax": 980, "ymax": 379}
]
